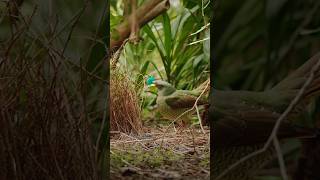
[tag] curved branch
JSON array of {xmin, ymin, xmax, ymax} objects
[{"xmin": 110, "ymin": 0, "xmax": 170, "ymax": 52}]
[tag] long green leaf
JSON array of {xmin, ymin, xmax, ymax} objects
[{"xmin": 162, "ymin": 13, "xmax": 172, "ymax": 58}]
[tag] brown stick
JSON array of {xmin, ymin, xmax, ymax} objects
[
  {"xmin": 110, "ymin": 0, "xmax": 170, "ymax": 52},
  {"xmin": 129, "ymin": 0, "xmax": 139, "ymax": 43}
]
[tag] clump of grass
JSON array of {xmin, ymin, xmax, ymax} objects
[
  {"xmin": 0, "ymin": 1, "xmax": 108, "ymax": 179},
  {"xmin": 0, "ymin": 36, "xmax": 99, "ymax": 180},
  {"xmin": 110, "ymin": 66, "xmax": 142, "ymax": 134}
]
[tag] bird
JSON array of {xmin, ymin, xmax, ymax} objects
[
  {"xmin": 210, "ymin": 52, "xmax": 320, "ymax": 180},
  {"xmin": 149, "ymin": 79, "xmax": 209, "ymax": 127}
]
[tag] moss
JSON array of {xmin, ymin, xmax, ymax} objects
[
  {"xmin": 199, "ymin": 155, "xmax": 210, "ymax": 167},
  {"xmin": 111, "ymin": 147, "xmax": 184, "ymax": 169}
]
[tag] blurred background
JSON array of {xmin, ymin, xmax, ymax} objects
[
  {"xmin": 0, "ymin": 0, "xmax": 108, "ymax": 179},
  {"xmin": 213, "ymin": 0, "xmax": 320, "ymax": 179}
]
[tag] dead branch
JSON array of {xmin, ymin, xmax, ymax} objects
[
  {"xmin": 110, "ymin": 0, "xmax": 170, "ymax": 52},
  {"xmin": 128, "ymin": 0, "xmax": 140, "ymax": 44}
]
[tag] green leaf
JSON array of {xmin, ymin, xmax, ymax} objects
[
  {"xmin": 162, "ymin": 13, "xmax": 172, "ymax": 58},
  {"xmin": 135, "ymin": 61, "xmax": 150, "ymax": 87},
  {"xmin": 143, "ymin": 25, "xmax": 166, "ymax": 63}
]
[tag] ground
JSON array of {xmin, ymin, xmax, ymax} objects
[{"xmin": 110, "ymin": 122, "xmax": 210, "ymax": 180}]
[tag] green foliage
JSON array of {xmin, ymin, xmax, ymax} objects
[
  {"xmin": 142, "ymin": 7, "xmax": 209, "ymax": 89},
  {"xmin": 111, "ymin": 1, "xmax": 210, "ymax": 114},
  {"xmin": 113, "ymin": 0, "xmax": 210, "ymax": 88}
]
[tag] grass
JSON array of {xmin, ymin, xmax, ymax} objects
[
  {"xmin": 110, "ymin": 66, "xmax": 142, "ymax": 134},
  {"xmin": 0, "ymin": 1, "xmax": 109, "ymax": 179}
]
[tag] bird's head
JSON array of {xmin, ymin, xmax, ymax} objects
[{"xmin": 153, "ymin": 80, "xmax": 176, "ymax": 96}]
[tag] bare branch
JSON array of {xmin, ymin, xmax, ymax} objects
[{"xmin": 110, "ymin": 0, "xmax": 170, "ymax": 52}]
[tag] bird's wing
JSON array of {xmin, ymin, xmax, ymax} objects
[
  {"xmin": 211, "ymin": 90, "xmax": 317, "ymax": 147},
  {"xmin": 212, "ymin": 112, "xmax": 317, "ymax": 148},
  {"xmin": 273, "ymin": 53, "xmax": 320, "ymax": 101},
  {"xmin": 165, "ymin": 90, "xmax": 208, "ymax": 109}
]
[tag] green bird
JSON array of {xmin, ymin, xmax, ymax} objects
[
  {"xmin": 210, "ymin": 53, "xmax": 320, "ymax": 180},
  {"xmin": 151, "ymin": 80, "xmax": 209, "ymax": 126}
]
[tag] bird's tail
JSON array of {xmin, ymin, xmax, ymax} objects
[{"xmin": 273, "ymin": 52, "xmax": 320, "ymax": 102}]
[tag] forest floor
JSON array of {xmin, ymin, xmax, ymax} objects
[{"xmin": 110, "ymin": 121, "xmax": 210, "ymax": 180}]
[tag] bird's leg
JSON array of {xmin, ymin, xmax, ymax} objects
[
  {"xmin": 177, "ymin": 118, "xmax": 189, "ymax": 130},
  {"xmin": 173, "ymin": 123, "xmax": 177, "ymax": 132},
  {"xmin": 201, "ymin": 104, "xmax": 210, "ymax": 126},
  {"xmin": 173, "ymin": 119, "xmax": 187, "ymax": 132},
  {"xmin": 181, "ymin": 119, "xmax": 188, "ymax": 128}
]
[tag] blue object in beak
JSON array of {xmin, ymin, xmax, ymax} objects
[{"xmin": 146, "ymin": 76, "xmax": 155, "ymax": 85}]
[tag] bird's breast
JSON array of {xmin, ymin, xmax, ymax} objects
[{"xmin": 157, "ymin": 98, "xmax": 192, "ymax": 121}]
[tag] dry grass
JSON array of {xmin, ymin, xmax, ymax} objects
[
  {"xmin": 0, "ymin": 1, "xmax": 107, "ymax": 179},
  {"xmin": 110, "ymin": 67, "xmax": 142, "ymax": 134},
  {"xmin": 0, "ymin": 46, "xmax": 99, "ymax": 179}
]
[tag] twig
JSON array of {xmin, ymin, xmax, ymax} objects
[
  {"xmin": 110, "ymin": 38, "xmax": 129, "ymax": 69},
  {"xmin": 31, "ymin": 5, "xmax": 90, "ymax": 60},
  {"xmin": 61, "ymin": 0, "xmax": 89, "ymax": 56},
  {"xmin": 95, "ymin": 69, "xmax": 109, "ymax": 161},
  {"xmin": 66, "ymin": 59, "xmax": 108, "ymax": 83},
  {"xmin": 216, "ymin": 55, "xmax": 320, "ymax": 179},
  {"xmin": 273, "ymin": 137, "xmax": 289, "ymax": 180},
  {"xmin": 187, "ymin": 37, "xmax": 210, "ymax": 46}
]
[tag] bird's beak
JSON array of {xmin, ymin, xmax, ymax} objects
[
  {"xmin": 144, "ymin": 84, "xmax": 157, "ymax": 95},
  {"xmin": 152, "ymin": 80, "xmax": 160, "ymax": 88}
]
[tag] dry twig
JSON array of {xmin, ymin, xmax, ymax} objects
[{"xmin": 216, "ymin": 55, "xmax": 320, "ymax": 180}]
